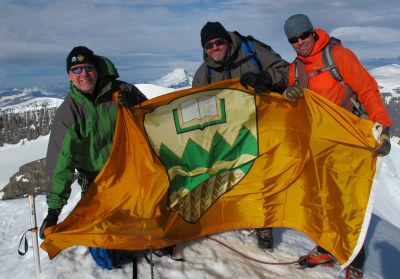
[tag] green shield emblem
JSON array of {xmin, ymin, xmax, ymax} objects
[{"xmin": 144, "ymin": 88, "xmax": 258, "ymax": 223}]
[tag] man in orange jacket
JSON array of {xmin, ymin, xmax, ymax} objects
[{"xmin": 282, "ymin": 14, "xmax": 392, "ymax": 279}]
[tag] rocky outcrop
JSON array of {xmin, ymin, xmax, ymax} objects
[
  {"xmin": 1, "ymin": 158, "xmax": 51, "ymax": 199},
  {"xmin": 0, "ymin": 104, "xmax": 58, "ymax": 146}
]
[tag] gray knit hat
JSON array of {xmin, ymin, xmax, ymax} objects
[{"xmin": 284, "ymin": 14, "xmax": 314, "ymax": 39}]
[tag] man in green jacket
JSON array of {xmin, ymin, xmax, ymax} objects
[
  {"xmin": 193, "ymin": 22, "xmax": 290, "ymax": 252},
  {"xmin": 40, "ymin": 46, "xmax": 147, "ymax": 239}
]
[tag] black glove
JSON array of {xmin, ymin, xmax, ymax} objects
[
  {"xmin": 39, "ymin": 208, "xmax": 61, "ymax": 240},
  {"xmin": 283, "ymin": 85, "xmax": 304, "ymax": 101},
  {"xmin": 117, "ymin": 84, "xmax": 140, "ymax": 107},
  {"xmin": 240, "ymin": 72, "xmax": 273, "ymax": 93},
  {"xmin": 373, "ymin": 126, "xmax": 391, "ymax": 156}
]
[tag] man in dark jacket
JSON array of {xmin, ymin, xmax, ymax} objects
[
  {"xmin": 193, "ymin": 21, "xmax": 289, "ymax": 96},
  {"xmin": 193, "ymin": 22, "xmax": 290, "ymax": 252},
  {"xmin": 40, "ymin": 46, "xmax": 147, "ymax": 239}
]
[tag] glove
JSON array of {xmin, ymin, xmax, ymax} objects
[
  {"xmin": 240, "ymin": 72, "xmax": 273, "ymax": 93},
  {"xmin": 117, "ymin": 85, "xmax": 139, "ymax": 107},
  {"xmin": 283, "ymin": 85, "xmax": 304, "ymax": 101},
  {"xmin": 39, "ymin": 208, "xmax": 61, "ymax": 239},
  {"xmin": 373, "ymin": 126, "xmax": 391, "ymax": 156}
]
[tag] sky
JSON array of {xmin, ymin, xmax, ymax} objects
[
  {"xmin": 1, "ymin": 0, "xmax": 400, "ymax": 88},
  {"xmin": 1, "ymin": 83, "xmax": 400, "ymax": 279}
]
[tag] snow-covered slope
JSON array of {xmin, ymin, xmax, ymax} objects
[
  {"xmin": 370, "ymin": 64, "xmax": 400, "ymax": 96},
  {"xmin": 151, "ymin": 68, "xmax": 193, "ymax": 89}
]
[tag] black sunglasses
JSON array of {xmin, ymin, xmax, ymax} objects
[
  {"xmin": 70, "ymin": 64, "xmax": 95, "ymax": 74},
  {"xmin": 288, "ymin": 31, "xmax": 313, "ymax": 44},
  {"xmin": 204, "ymin": 38, "xmax": 227, "ymax": 50}
]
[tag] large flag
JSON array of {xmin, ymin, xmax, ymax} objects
[{"xmin": 41, "ymin": 79, "xmax": 382, "ymax": 267}]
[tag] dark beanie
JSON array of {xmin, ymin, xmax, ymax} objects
[
  {"xmin": 284, "ymin": 14, "xmax": 314, "ymax": 39},
  {"xmin": 66, "ymin": 46, "xmax": 97, "ymax": 72},
  {"xmin": 200, "ymin": 22, "xmax": 231, "ymax": 46}
]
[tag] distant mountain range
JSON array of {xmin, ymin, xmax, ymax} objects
[
  {"xmin": 0, "ymin": 68, "xmax": 193, "ymax": 108},
  {"xmin": 0, "ymin": 84, "xmax": 69, "ymax": 108},
  {"xmin": 1, "ymin": 66, "xmax": 399, "ymax": 144}
]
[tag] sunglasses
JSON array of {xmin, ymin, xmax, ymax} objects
[
  {"xmin": 204, "ymin": 38, "xmax": 227, "ymax": 50},
  {"xmin": 288, "ymin": 31, "xmax": 313, "ymax": 44},
  {"xmin": 70, "ymin": 64, "xmax": 95, "ymax": 74}
]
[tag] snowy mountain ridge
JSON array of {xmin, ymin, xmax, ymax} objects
[
  {"xmin": 152, "ymin": 68, "xmax": 193, "ymax": 89},
  {"xmin": 1, "ymin": 65, "xmax": 399, "ymax": 110},
  {"xmin": 0, "ymin": 68, "xmax": 194, "ymax": 109}
]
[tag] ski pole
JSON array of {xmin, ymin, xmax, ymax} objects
[{"xmin": 28, "ymin": 193, "xmax": 41, "ymax": 278}]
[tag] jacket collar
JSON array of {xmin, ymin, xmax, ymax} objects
[{"xmin": 297, "ymin": 28, "xmax": 331, "ymax": 64}]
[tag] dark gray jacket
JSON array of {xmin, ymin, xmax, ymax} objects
[{"xmin": 193, "ymin": 31, "xmax": 289, "ymax": 92}]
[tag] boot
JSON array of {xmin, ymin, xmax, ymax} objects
[
  {"xmin": 255, "ymin": 228, "xmax": 273, "ymax": 251},
  {"xmin": 345, "ymin": 265, "xmax": 363, "ymax": 279},
  {"xmin": 298, "ymin": 250, "xmax": 335, "ymax": 268}
]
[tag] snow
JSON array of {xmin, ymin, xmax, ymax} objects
[
  {"xmin": 1, "ymin": 83, "xmax": 400, "ymax": 279},
  {"xmin": 152, "ymin": 68, "xmax": 193, "ymax": 88},
  {"xmin": 1, "ymin": 98, "xmax": 64, "ymax": 113},
  {"xmin": 369, "ymin": 64, "xmax": 400, "ymax": 95}
]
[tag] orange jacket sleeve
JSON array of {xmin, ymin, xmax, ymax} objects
[{"xmin": 333, "ymin": 46, "xmax": 392, "ymax": 126}]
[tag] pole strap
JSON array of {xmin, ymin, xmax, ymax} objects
[{"xmin": 18, "ymin": 227, "xmax": 38, "ymax": 256}]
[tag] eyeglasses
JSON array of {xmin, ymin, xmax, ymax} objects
[
  {"xmin": 70, "ymin": 64, "xmax": 95, "ymax": 74},
  {"xmin": 204, "ymin": 38, "xmax": 227, "ymax": 50},
  {"xmin": 288, "ymin": 31, "xmax": 313, "ymax": 44}
]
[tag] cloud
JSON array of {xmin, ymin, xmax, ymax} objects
[
  {"xmin": 331, "ymin": 26, "xmax": 400, "ymax": 43},
  {"xmin": 1, "ymin": 0, "xmax": 400, "ymax": 88}
]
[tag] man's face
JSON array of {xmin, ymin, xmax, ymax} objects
[
  {"xmin": 204, "ymin": 38, "xmax": 230, "ymax": 63},
  {"xmin": 289, "ymin": 31, "xmax": 316, "ymax": 57},
  {"xmin": 68, "ymin": 63, "xmax": 98, "ymax": 94}
]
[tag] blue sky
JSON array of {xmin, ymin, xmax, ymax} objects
[{"xmin": 0, "ymin": 0, "xmax": 399, "ymax": 88}]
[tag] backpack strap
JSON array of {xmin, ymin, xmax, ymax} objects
[
  {"xmin": 323, "ymin": 43, "xmax": 343, "ymax": 83},
  {"xmin": 206, "ymin": 66, "xmax": 212, "ymax": 84},
  {"xmin": 294, "ymin": 58, "xmax": 308, "ymax": 88},
  {"xmin": 240, "ymin": 38, "xmax": 263, "ymax": 71},
  {"xmin": 233, "ymin": 31, "xmax": 263, "ymax": 71},
  {"xmin": 322, "ymin": 43, "xmax": 361, "ymax": 112}
]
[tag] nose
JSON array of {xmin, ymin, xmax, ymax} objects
[
  {"xmin": 80, "ymin": 68, "xmax": 91, "ymax": 75},
  {"xmin": 297, "ymin": 38, "xmax": 307, "ymax": 44},
  {"xmin": 211, "ymin": 43, "xmax": 220, "ymax": 50}
]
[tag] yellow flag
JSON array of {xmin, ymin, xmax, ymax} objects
[{"xmin": 41, "ymin": 79, "xmax": 380, "ymax": 266}]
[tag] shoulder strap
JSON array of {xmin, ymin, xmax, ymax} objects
[
  {"xmin": 295, "ymin": 40, "xmax": 366, "ymax": 114},
  {"xmin": 294, "ymin": 58, "xmax": 308, "ymax": 88},
  {"xmin": 206, "ymin": 66, "xmax": 212, "ymax": 84},
  {"xmin": 233, "ymin": 31, "xmax": 263, "ymax": 71},
  {"xmin": 323, "ymin": 43, "xmax": 360, "ymax": 112},
  {"xmin": 240, "ymin": 39, "xmax": 263, "ymax": 71},
  {"xmin": 322, "ymin": 43, "xmax": 343, "ymax": 83}
]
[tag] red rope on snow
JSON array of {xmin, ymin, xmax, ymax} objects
[{"xmin": 206, "ymin": 235, "xmax": 318, "ymax": 266}]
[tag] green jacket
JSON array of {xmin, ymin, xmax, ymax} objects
[{"xmin": 46, "ymin": 56, "xmax": 147, "ymax": 209}]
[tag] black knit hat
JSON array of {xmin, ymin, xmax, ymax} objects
[
  {"xmin": 66, "ymin": 46, "xmax": 97, "ymax": 72},
  {"xmin": 200, "ymin": 22, "xmax": 231, "ymax": 46}
]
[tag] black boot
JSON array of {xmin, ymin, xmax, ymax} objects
[{"xmin": 255, "ymin": 228, "xmax": 273, "ymax": 252}]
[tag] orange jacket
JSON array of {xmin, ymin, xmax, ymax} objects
[{"xmin": 288, "ymin": 29, "xmax": 391, "ymax": 126}]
